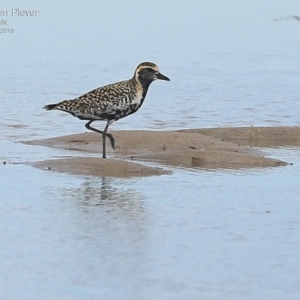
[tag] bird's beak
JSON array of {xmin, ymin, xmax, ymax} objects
[{"xmin": 156, "ymin": 72, "xmax": 170, "ymax": 81}]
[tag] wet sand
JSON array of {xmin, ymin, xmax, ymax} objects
[
  {"xmin": 25, "ymin": 126, "xmax": 300, "ymax": 177},
  {"xmin": 32, "ymin": 157, "xmax": 169, "ymax": 178}
]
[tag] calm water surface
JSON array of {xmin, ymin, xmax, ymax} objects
[{"xmin": 1, "ymin": 1, "xmax": 300, "ymax": 299}]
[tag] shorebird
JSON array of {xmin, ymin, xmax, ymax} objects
[{"xmin": 43, "ymin": 62, "xmax": 170, "ymax": 158}]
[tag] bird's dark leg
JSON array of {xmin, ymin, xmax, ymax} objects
[
  {"xmin": 102, "ymin": 121, "xmax": 111, "ymax": 159},
  {"xmin": 85, "ymin": 120, "xmax": 115, "ymax": 158}
]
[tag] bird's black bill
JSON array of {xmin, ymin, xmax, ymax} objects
[{"xmin": 156, "ymin": 72, "xmax": 170, "ymax": 81}]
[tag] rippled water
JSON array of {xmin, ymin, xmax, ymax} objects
[{"xmin": 1, "ymin": 1, "xmax": 300, "ymax": 299}]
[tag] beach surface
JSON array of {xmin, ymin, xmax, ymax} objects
[{"xmin": 24, "ymin": 126, "xmax": 300, "ymax": 177}]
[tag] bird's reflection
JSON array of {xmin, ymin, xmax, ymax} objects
[
  {"xmin": 45, "ymin": 176, "xmax": 148, "ymax": 263},
  {"xmin": 60, "ymin": 177, "xmax": 145, "ymax": 219}
]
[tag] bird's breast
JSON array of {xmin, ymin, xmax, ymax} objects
[{"xmin": 131, "ymin": 88, "xmax": 144, "ymax": 105}]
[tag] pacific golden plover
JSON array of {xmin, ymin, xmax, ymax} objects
[{"xmin": 43, "ymin": 62, "xmax": 170, "ymax": 158}]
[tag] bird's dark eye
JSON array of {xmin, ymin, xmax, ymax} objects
[{"xmin": 146, "ymin": 68, "xmax": 154, "ymax": 72}]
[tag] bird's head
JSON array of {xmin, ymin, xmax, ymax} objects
[{"xmin": 134, "ymin": 62, "xmax": 170, "ymax": 87}]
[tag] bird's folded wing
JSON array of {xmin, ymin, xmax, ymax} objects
[{"xmin": 93, "ymin": 102, "xmax": 129, "ymax": 118}]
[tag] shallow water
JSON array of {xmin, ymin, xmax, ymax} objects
[{"xmin": 1, "ymin": 1, "xmax": 300, "ymax": 299}]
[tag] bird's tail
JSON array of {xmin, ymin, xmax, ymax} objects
[{"xmin": 43, "ymin": 104, "xmax": 57, "ymax": 110}]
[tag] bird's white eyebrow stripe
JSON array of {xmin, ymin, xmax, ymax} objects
[{"xmin": 136, "ymin": 65, "xmax": 159, "ymax": 72}]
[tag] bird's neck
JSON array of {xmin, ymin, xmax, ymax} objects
[{"xmin": 132, "ymin": 77, "xmax": 152, "ymax": 103}]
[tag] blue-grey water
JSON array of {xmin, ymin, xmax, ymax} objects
[{"xmin": 1, "ymin": 1, "xmax": 300, "ymax": 299}]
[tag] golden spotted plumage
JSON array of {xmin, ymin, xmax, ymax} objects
[{"xmin": 43, "ymin": 62, "xmax": 170, "ymax": 158}]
